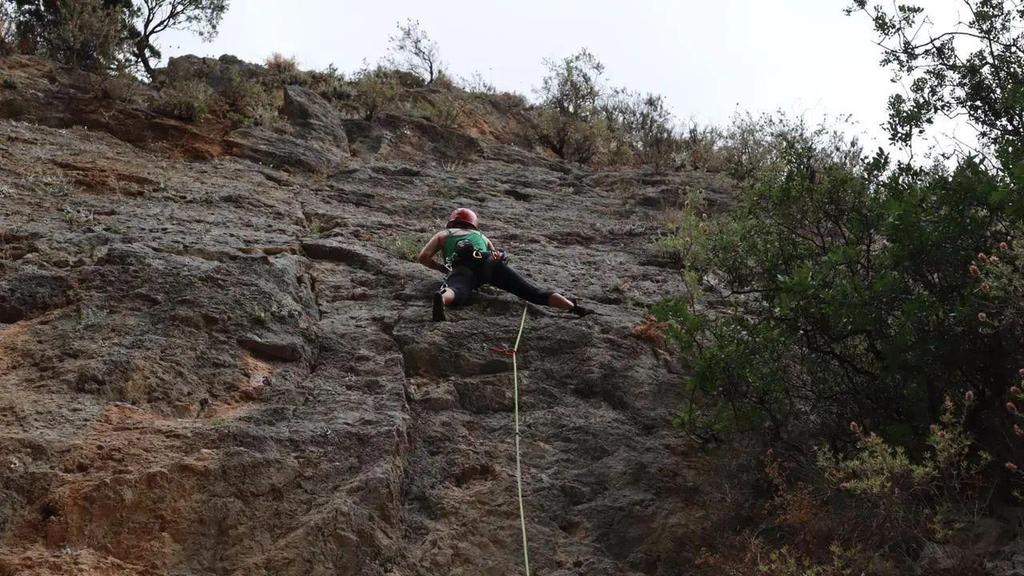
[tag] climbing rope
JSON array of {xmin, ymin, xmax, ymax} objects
[{"xmin": 511, "ymin": 305, "xmax": 531, "ymax": 576}]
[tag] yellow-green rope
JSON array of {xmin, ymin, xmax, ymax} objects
[{"xmin": 512, "ymin": 305, "xmax": 531, "ymax": 576}]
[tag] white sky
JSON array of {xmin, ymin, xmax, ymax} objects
[{"xmin": 161, "ymin": 0, "xmax": 972, "ymax": 150}]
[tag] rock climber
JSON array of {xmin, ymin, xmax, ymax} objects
[{"xmin": 416, "ymin": 208, "xmax": 594, "ymax": 322}]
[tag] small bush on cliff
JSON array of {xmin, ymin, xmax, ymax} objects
[
  {"xmin": 152, "ymin": 78, "xmax": 214, "ymax": 121},
  {"xmin": 220, "ymin": 70, "xmax": 278, "ymax": 127},
  {"xmin": 383, "ymin": 235, "xmax": 421, "ymax": 262},
  {"xmin": 152, "ymin": 57, "xmax": 279, "ymax": 127},
  {"xmin": 264, "ymin": 52, "xmax": 297, "ymax": 75},
  {"xmin": 605, "ymin": 90, "xmax": 681, "ymax": 171},
  {"xmin": 678, "ymin": 123, "xmax": 727, "ymax": 172},
  {"xmin": 424, "ymin": 92, "xmax": 469, "ymax": 129},
  {"xmin": 353, "ymin": 66, "xmax": 400, "ymax": 121}
]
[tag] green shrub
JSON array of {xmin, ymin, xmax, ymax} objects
[
  {"xmin": 221, "ymin": 71, "xmax": 278, "ymax": 128},
  {"xmin": 534, "ymin": 108, "xmax": 612, "ymax": 165},
  {"xmin": 678, "ymin": 123, "xmax": 728, "ymax": 172},
  {"xmin": 302, "ymin": 64, "xmax": 348, "ymax": 101},
  {"xmin": 383, "ymin": 235, "xmax": 421, "ymax": 262},
  {"xmin": 703, "ymin": 393, "xmax": 992, "ymax": 575},
  {"xmin": 7, "ymin": 0, "xmax": 227, "ymax": 77},
  {"xmin": 152, "ymin": 79, "xmax": 216, "ymax": 122},
  {"xmin": 603, "ymin": 90, "xmax": 680, "ymax": 171},
  {"xmin": 352, "ymin": 66, "xmax": 401, "ymax": 121},
  {"xmin": 264, "ymin": 52, "xmax": 298, "ymax": 75},
  {"xmin": 424, "ymin": 92, "xmax": 468, "ymax": 129},
  {"xmin": 649, "ymin": 189, "xmax": 710, "ymax": 268},
  {"xmin": 654, "ymin": 114, "xmax": 1020, "ymax": 446},
  {"xmin": 486, "ymin": 91, "xmax": 529, "ymax": 114}
]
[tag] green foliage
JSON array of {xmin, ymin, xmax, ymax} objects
[
  {"xmin": 7, "ymin": 0, "xmax": 133, "ymax": 69},
  {"xmin": 383, "ymin": 235, "xmax": 421, "ymax": 262},
  {"xmin": 4, "ymin": 0, "xmax": 228, "ymax": 75},
  {"xmin": 459, "ymin": 71, "xmax": 496, "ymax": 95},
  {"xmin": 604, "ymin": 90, "xmax": 680, "ymax": 171},
  {"xmin": 264, "ymin": 52, "xmax": 298, "ymax": 75},
  {"xmin": 718, "ymin": 396, "xmax": 992, "ymax": 575},
  {"xmin": 750, "ymin": 544, "xmax": 859, "ymax": 576},
  {"xmin": 678, "ymin": 123, "xmax": 728, "ymax": 172},
  {"xmin": 532, "ymin": 49, "xmax": 682, "ymax": 169},
  {"xmin": 153, "ymin": 57, "xmax": 279, "ymax": 127},
  {"xmin": 300, "ymin": 64, "xmax": 348, "ymax": 100},
  {"xmin": 352, "ymin": 66, "xmax": 401, "ymax": 121},
  {"xmin": 534, "ymin": 49, "xmax": 607, "ymax": 164},
  {"xmin": 152, "ymin": 78, "xmax": 213, "ymax": 121},
  {"xmin": 847, "ymin": 0, "xmax": 1024, "ymax": 173},
  {"xmin": 820, "ymin": 397, "xmax": 987, "ymax": 507},
  {"xmin": 650, "ymin": 189, "xmax": 710, "ymax": 267},
  {"xmin": 219, "ymin": 69, "xmax": 277, "ymax": 128},
  {"xmin": 655, "ymin": 112, "xmax": 1022, "ymax": 444},
  {"xmin": 424, "ymin": 92, "xmax": 469, "ymax": 129}
]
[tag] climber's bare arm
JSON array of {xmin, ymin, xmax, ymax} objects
[{"xmin": 417, "ymin": 231, "xmax": 450, "ymax": 274}]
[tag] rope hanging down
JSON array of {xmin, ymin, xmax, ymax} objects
[{"xmin": 511, "ymin": 305, "xmax": 531, "ymax": 576}]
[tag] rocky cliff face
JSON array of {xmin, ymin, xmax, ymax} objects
[{"xmin": 0, "ymin": 56, "xmax": 738, "ymax": 575}]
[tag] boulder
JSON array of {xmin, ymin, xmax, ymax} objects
[{"xmin": 225, "ymin": 86, "xmax": 350, "ymax": 173}]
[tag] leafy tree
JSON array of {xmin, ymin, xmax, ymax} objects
[
  {"xmin": 1, "ymin": 0, "xmax": 227, "ymax": 76},
  {"xmin": 657, "ymin": 114, "xmax": 1019, "ymax": 445},
  {"xmin": 535, "ymin": 48, "xmax": 606, "ymax": 162},
  {"xmin": 386, "ymin": 18, "xmax": 441, "ymax": 84},
  {"xmin": 536, "ymin": 48, "xmax": 604, "ymax": 120},
  {"xmin": 5, "ymin": 0, "xmax": 134, "ymax": 68},
  {"xmin": 846, "ymin": 0, "xmax": 1024, "ymax": 173},
  {"xmin": 127, "ymin": 0, "xmax": 229, "ymax": 78}
]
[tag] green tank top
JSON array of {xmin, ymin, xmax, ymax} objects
[{"xmin": 442, "ymin": 230, "xmax": 489, "ymax": 265}]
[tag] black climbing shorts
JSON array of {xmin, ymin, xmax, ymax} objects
[{"xmin": 444, "ymin": 260, "xmax": 554, "ymax": 306}]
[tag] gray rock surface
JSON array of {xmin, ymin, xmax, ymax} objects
[{"xmin": 0, "ymin": 60, "xmax": 728, "ymax": 576}]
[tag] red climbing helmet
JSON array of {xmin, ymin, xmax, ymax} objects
[{"xmin": 447, "ymin": 207, "xmax": 479, "ymax": 229}]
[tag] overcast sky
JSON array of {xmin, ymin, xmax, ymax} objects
[{"xmin": 161, "ymin": 1, "xmax": 970, "ymax": 150}]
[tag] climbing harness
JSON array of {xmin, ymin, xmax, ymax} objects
[{"xmin": 511, "ymin": 305, "xmax": 531, "ymax": 576}]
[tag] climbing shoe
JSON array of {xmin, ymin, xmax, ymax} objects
[
  {"xmin": 432, "ymin": 291, "xmax": 446, "ymax": 322},
  {"xmin": 569, "ymin": 299, "xmax": 594, "ymax": 317}
]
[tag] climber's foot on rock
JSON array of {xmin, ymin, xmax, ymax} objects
[{"xmin": 569, "ymin": 298, "xmax": 594, "ymax": 317}]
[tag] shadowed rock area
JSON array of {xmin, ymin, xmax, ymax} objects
[{"xmin": 0, "ymin": 56, "xmax": 739, "ymax": 575}]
